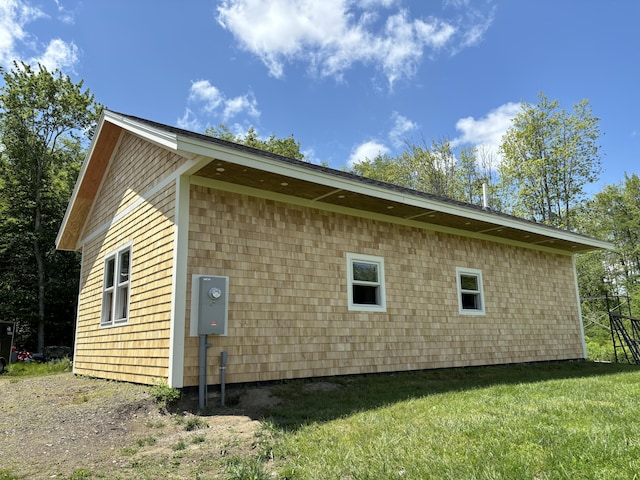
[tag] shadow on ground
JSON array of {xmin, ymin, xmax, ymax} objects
[{"xmin": 172, "ymin": 360, "xmax": 640, "ymax": 431}]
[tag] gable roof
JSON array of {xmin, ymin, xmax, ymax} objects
[{"xmin": 56, "ymin": 110, "xmax": 612, "ymax": 254}]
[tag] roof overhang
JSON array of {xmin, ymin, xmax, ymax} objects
[{"xmin": 56, "ymin": 110, "xmax": 613, "ymax": 254}]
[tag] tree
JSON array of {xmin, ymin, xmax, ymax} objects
[
  {"xmin": 0, "ymin": 62, "xmax": 101, "ymax": 352},
  {"xmin": 349, "ymin": 152, "xmax": 414, "ymax": 187},
  {"xmin": 456, "ymin": 146, "xmax": 486, "ymax": 205},
  {"xmin": 401, "ymin": 138, "xmax": 459, "ymax": 199},
  {"xmin": 578, "ymin": 174, "xmax": 640, "ymax": 310},
  {"xmin": 499, "ymin": 93, "xmax": 601, "ymax": 230},
  {"xmin": 206, "ymin": 124, "xmax": 305, "ymax": 160},
  {"xmin": 350, "ymin": 138, "xmax": 500, "ymax": 208}
]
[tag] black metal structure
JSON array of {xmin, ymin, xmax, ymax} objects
[{"xmin": 604, "ymin": 295, "xmax": 640, "ymax": 364}]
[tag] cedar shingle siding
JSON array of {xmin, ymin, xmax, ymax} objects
[{"xmin": 60, "ymin": 112, "xmax": 603, "ymax": 387}]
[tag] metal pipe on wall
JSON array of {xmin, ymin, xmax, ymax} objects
[{"xmin": 220, "ymin": 351, "xmax": 227, "ymax": 407}]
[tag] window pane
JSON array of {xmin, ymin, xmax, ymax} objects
[
  {"xmin": 353, "ymin": 262, "xmax": 378, "ymax": 282},
  {"xmin": 105, "ymin": 258, "xmax": 115, "ymax": 288},
  {"xmin": 116, "ymin": 286, "xmax": 128, "ymax": 320},
  {"xmin": 460, "ymin": 274, "xmax": 478, "ymax": 291},
  {"xmin": 102, "ymin": 291, "xmax": 113, "ymax": 323},
  {"xmin": 353, "ymin": 285, "xmax": 378, "ymax": 305},
  {"xmin": 461, "ymin": 292, "xmax": 480, "ymax": 310},
  {"xmin": 119, "ymin": 250, "xmax": 130, "ymax": 283}
]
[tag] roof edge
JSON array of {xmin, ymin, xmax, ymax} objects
[
  {"xmin": 56, "ymin": 111, "xmax": 109, "ymax": 250},
  {"xmin": 57, "ymin": 110, "xmax": 614, "ymax": 253}
]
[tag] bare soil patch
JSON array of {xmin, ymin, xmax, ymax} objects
[{"xmin": 0, "ymin": 373, "xmax": 276, "ymax": 479}]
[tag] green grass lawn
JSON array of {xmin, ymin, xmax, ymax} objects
[
  {"xmin": 260, "ymin": 362, "xmax": 640, "ymax": 480},
  {"xmin": 3, "ymin": 357, "xmax": 72, "ymax": 377}
]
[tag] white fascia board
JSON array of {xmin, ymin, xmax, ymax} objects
[
  {"xmin": 103, "ymin": 111, "xmax": 178, "ymax": 151},
  {"xmin": 177, "ymin": 133, "xmax": 612, "ymax": 251}
]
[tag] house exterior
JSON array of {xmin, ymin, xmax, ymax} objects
[{"xmin": 56, "ymin": 110, "xmax": 610, "ymax": 388}]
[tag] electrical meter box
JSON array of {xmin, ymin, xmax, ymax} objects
[{"xmin": 197, "ymin": 275, "xmax": 229, "ymax": 336}]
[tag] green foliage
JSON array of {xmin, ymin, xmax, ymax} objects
[
  {"xmin": 0, "ymin": 469, "xmax": 21, "ymax": 480},
  {"xmin": 65, "ymin": 469, "xmax": 96, "ymax": 479},
  {"xmin": 579, "ymin": 174, "xmax": 640, "ymax": 303},
  {"xmin": 145, "ymin": 419, "xmax": 165, "ymax": 428},
  {"xmin": 499, "ymin": 92, "xmax": 601, "ymax": 230},
  {"xmin": 223, "ymin": 456, "xmax": 270, "ymax": 480},
  {"xmin": 349, "ymin": 152, "xmax": 409, "ymax": 185},
  {"xmin": 172, "ymin": 440, "xmax": 187, "ymax": 451},
  {"xmin": 206, "ymin": 124, "xmax": 305, "ymax": 160},
  {"xmin": 6, "ymin": 358, "xmax": 72, "ymax": 377},
  {"xmin": 585, "ymin": 339, "xmax": 615, "ymax": 362},
  {"xmin": 350, "ymin": 138, "xmax": 498, "ymax": 207},
  {"xmin": 184, "ymin": 416, "xmax": 207, "ymax": 431},
  {"xmin": 150, "ymin": 379, "xmax": 181, "ymax": 408},
  {"xmin": 0, "ymin": 61, "xmax": 101, "ymax": 352},
  {"xmin": 136, "ymin": 435, "xmax": 157, "ymax": 447}
]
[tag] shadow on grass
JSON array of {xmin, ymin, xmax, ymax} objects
[{"xmin": 251, "ymin": 360, "xmax": 640, "ymax": 431}]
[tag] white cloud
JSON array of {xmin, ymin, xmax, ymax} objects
[
  {"xmin": 389, "ymin": 111, "xmax": 417, "ymax": 147},
  {"xmin": 444, "ymin": 0, "xmax": 470, "ymax": 8},
  {"xmin": 54, "ymin": 0, "xmax": 75, "ymax": 24},
  {"xmin": 31, "ymin": 38, "xmax": 79, "ymax": 71},
  {"xmin": 0, "ymin": 0, "xmax": 79, "ymax": 71},
  {"xmin": 357, "ymin": 0, "xmax": 398, "ymax": 8},
  {"xmin": 181, "ymin": 79, "xmax": 261, "ymax": 132},
  {"xmin": 189, "ymin": 80, "xmax": 224, "ymax": 112},
  {"xmin": 176, "ymin": 108, "xmax": 203, "ymax": 132},
  {"xmin": 452, "ymin": 102, "xmax": 521, "ymax": 162},
  {"xmin": 0, "ymin": 0, "xmax": 43, "ymax": 66},
  {"xmin": 348, "ymin": 140, "xmax": 390, "ymax": 167},
  {"xmin": 217, "ymin": 0, "xmax": 492, "ymax": 86},
  {"xmin": 459, "ymin": 8, "xmax": 494, "ymax": 50},
  {"xmin": 222, "ymin": 93, "xmax": 260, "ymax": 120}
]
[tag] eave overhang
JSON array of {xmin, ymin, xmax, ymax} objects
[{"xmin": 56, "ymin": 110, "xmax": 613, "ymax": 254}]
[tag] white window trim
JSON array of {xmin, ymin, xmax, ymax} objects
[
  {"xmin": 101, "ymin": 243, "xmax": 132, "ymax": 327},
  {"xmin": 456, "ymin": 267, "xmax": 485, "ymax": 315},
  {"xmin": 346, "ymin": 252, "xmax": 386, "ymax": 312}
]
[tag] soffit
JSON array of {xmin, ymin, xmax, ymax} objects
[
  {"xmin": 194, "ymin": 159, "xmax": 604, "ymax": 254},
  {"xmin": 56, "ymin": 120, "xmax": 121, "ymax": 250}
]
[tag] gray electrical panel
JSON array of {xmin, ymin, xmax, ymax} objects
[{"xmin": 197, "ymin": 275, "xmax": 229, "ymax": 336}]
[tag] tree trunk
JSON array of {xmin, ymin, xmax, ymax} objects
[{"xmin": 34, "ymin": 156, "xmax": 46, "ymax": 354}]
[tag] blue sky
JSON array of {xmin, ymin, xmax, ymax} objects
[{"xmin": 1, "ymin": 0, "xmax": 638, "ymax": 192}]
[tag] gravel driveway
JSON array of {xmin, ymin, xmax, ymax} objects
[
  {"xmin": 0, "ymin": 373, "xmax": 156, "ymax": 477},
  {"xmin": 0, "ymin": 373, "xmax": 264, "ymax": 479}
]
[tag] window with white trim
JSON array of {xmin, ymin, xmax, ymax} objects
[
  {"xmin": 101, "ymin": 245, "xmax": 132, "ymax": 326},
  {"xmin": 347, "ymin": 253, "xmax": 386, "ymax": 312},
  {"xmin": 456, "ymin": 267, "xmax": 485, "ymax": 315}
]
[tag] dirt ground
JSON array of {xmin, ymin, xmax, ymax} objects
[{"xmin": 0, "ymin": 373, "xmax": 281, "ymax": 479}]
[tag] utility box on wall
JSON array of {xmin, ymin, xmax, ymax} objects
[{"xmin": 193, "ymin": 275, "xmax": 229, "ymax": 336}]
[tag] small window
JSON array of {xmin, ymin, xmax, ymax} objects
[
  {"xmin": 102, "ymin": 244, "xmax": 132, "ymax": 326},
  {"xmin": 456, "ymin": 267, "xmax": 485, "ymax": 315},
  {"xmin": 347, "ymin": 253, "xmax": 386, "ymax": 312}
]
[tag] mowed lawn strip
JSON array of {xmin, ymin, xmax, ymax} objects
[{"xmin": 266, "ymin": 362, "xmax": 640, "ymax": 480}]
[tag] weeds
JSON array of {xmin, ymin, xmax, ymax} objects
[
  {"xmin": 136, "ymin": 435, "xmax": 156, "ymax": 447},
  {"xmin": 65, "ymin": 469, "xmax": 95, "ymax": 479},
  {"xmin": 185, "ymin": 417, "xmax": 207, "ymax": 431},
  {"xmin": 173, "ymin": 440, "xmax": 187, "ymax": 451},
  {"xmin": 0, "ymin": 469, "xmax": 21, "ymax": 480},
  {"xmin": 6, "ymin": 358, "xmax": 72, "ymax": 377},
  {"xmin": 120, "ymin": 446, "xmax": 139, "ymax": 456},
  {"xmin": 223, "ymin": 456, "xmax": 270, "ymax": 480},
  {"xmin": 145, "ymin": 419, "xmax": 165, "ymax": 428},
  {"xmin": 150, "ymin": 379, "xmax": 180, "ymax": 409}
]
